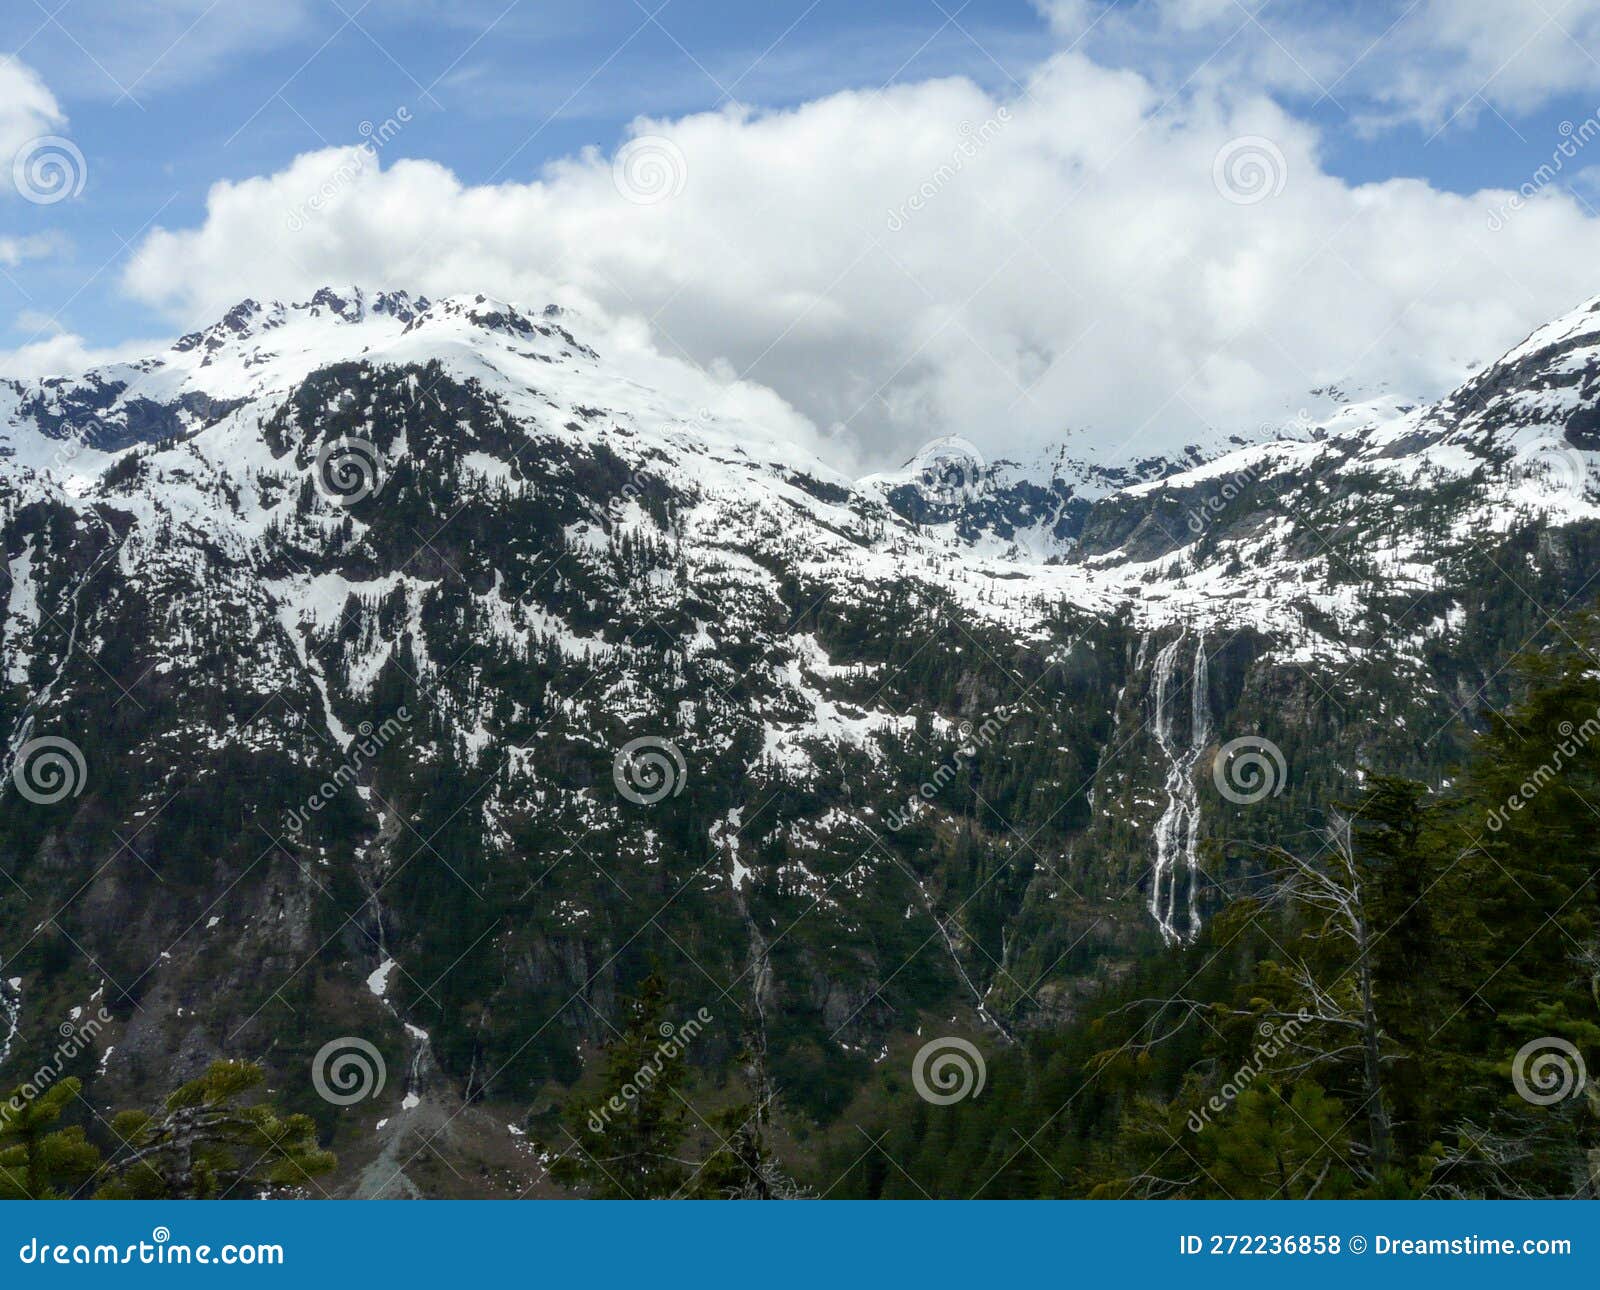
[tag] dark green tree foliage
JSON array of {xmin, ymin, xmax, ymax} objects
[
  {"xmin": 827, "ymin": 616, "xmax": 1600, "ymax": 1198},
  {"xmin": 548, "ymin": 976, "xmax": 691, "ymax": 1198},
  {"xmin": 1, "ymin": 1062, "xmax": 334, "ymax": 1200},
  {"xmin": 0, "ymin": 1078, "xmax": 101, "ymax": 1199},
  {"xmin": 693, "ymin": 1102, "xmax": 782, "ymax": 1199},
  {"xmin": 1202, "ymin": 1083, "xmax": 1352, "ymax": 1200},
  {"xmin": 691, "ymin": 1033, "xmax": 807, "ymax": 1200},
  {"xmin": 547, "ymin": 986, "xmax": 808, "ymax": 1199},
  {"xmin": 95, "ymin": 1060, "xmax": 335, "ymax": 1199}
]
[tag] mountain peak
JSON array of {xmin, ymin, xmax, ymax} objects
[{"xmin": 164, "ymin": 287, "xmax": 591, "ymax": 363}]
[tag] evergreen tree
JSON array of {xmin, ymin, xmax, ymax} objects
[
  {"xmin": 842, "ymin": 613, "xmax": 1600, "ymax": 1200},
  {"xmin": 547, "ymin": 976, "xmax": 691, "ymax": 1198},
  {"xmin": 692, "ymin": 1036, "xmax": 808, "ymax": 1199},
  {"xmin": 95, "ymin": 1060, "xmax": 334, "ymax": 1199},
  {"xmin": 1201, "ymin": 1083, "xmax": 1352, "ymax": 1200},
  {"xmin": 0, "ymin": 1079, "xmax": 101, "ymax": 1199}
]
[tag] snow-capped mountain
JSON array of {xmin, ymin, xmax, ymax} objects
[{"xmin": 4, "ymin": 284, "xmax": 1599, "ymax": 1192}]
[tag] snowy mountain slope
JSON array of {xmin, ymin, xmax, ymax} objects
[
  {"xmin": 4, "ymin": 285, "xmax": 1600, "ymax": 1189},
  {"xmin": 14, "ymin": 283, "xmax": 1580, "ymax": 661}
]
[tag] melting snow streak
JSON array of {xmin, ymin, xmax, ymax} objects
[{"xmin": 1150, "ymin": 633, "xmax": 1208, "ymax": 945}]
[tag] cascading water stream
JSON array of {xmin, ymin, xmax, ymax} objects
[
  {"xmin": 1149, "ymin": 632, "xmax": 1208, "ymax": 945},
  {"xmin": 0, "ymin": 969, "xmax": 21, "ymax": 1070},
  {"xmin": 1186, "ymin": 638, "xmax": 1209, "ymax": 940}
]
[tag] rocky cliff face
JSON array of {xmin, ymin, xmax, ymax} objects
[{"xmin": 3, "ymin": 285, "xmax": 1598, "ymax": 1191}]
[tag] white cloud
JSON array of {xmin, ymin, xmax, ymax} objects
[
  {"xmin": 0, "ymin": 330, "xmax": 160, "ymax": 380},
  {"xmin": 120, "ymin": 48, "xmax": 1600, "ymax": 471},
  {"xmin": 1376, "ymin": 0, "xmax": 1600, "ymax": 126},
  {"xmin": 0, "ymin": 233, "xmax": 67, "ymax": 267},
  {"xmin": 0, "ymin": 57, "xmax": 66, "ymax": 190},
  {"xmin": 1037, "ymin": 0, "xmax": 1600, "ymax": 130}
]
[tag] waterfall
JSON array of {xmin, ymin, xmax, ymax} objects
[
  {"xmin": 1149, "ymin": 633, "xmax": 1208, "ymax": 945},
  {"xmin": 0, "ymin": 970, "xmax": 20, "ymax": 1070},
  {"xmin": 1186, "ymin": 637, "xmax": 1209, "ymax": 940}
]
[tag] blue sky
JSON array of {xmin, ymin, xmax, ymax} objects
[
  {"xmin": 15, "ymin": 0, "xmax": 1052, "ymax": 342},
  {"xmin": 9, "ymin": 1, "xmax": 1600, "ymax": 468},
  {"xmin": 9, "ymin": 0, "xmax": 1600, "ymax": 345}
]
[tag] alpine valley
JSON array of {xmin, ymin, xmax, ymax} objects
[{"xmin": 4, "ymin": 285, "xmax": 1599, "ymax": 1196}]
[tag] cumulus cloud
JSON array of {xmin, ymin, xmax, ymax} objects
[
  {"xmin": 121, "ymin": 47, "xmax": 1600, "ymax": 471},
  {"xmin": 0, "ymin": 57, "xmax": 66, "ymax": 193},
  {"xmin": 0, "ymin": 329, "xmax": 162, "ymax": 380}
]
